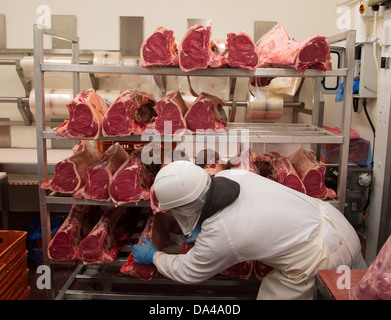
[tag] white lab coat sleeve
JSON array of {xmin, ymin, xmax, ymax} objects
[{"xmin": 153, "ymin": 218, "xmax": 240, "ymax": 284}]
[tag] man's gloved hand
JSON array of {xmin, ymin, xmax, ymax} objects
[
  {"xmin": 184, "ymin": 225, "xmax": 201, "ymax": 244},
  {"xmin": 132, "ymin": 237, "xmax": 157, "ymax": 264}
]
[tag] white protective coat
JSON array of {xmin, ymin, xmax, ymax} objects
[{"xmin": 153, "ymin": 169, "xmax": 366, "ymax": 299}]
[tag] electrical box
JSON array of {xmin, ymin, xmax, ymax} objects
[
  {"xmin": 354, "ymin": 43, "xmax": 379, "ymax": 98},
  {"xmin": 325, "ymin": 164, "xmax": 372, "ymax": 225}
]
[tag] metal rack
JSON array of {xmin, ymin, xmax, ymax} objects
[{"xmin": 33, "ymin": 25, "xmax": 356, "ymax": 299}]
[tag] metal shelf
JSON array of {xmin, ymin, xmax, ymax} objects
[
  {"xmin": 42, "ymin": 123, "xmax": 343, "ymax": 144},
  {"xmin": 55, "ymin": 247, "xmax": 260, "ymax": 300},
  {"xmin": 45, "ymin": 191, "xmax": 151, "ymax": 207},
  {"xmin": 40, "ymin": 63, "xmax": 348, "ymax": 78}
]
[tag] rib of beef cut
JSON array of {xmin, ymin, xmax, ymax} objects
[
  {"xmin": 178, "ymin": 24, "xmax": 225, "ymax": 72},
  {"xmin": 78, "ymin": 206, "xmax": 140, "ymax": 264},
  {"xmin": 41, "ymin": 141, "xmax": 102, "ymax": 194},
  {"xmin": 48, "ymin": 205, "xmax": 103, "ymax": 261},
  {"xmin": 140, "ymin": 26, "xmax": 179, "ymax": 67},
  {"xmin": 150, "ymin": 90, "xmax": 188, "ymax": 135},
  {"xmin": 102, "ymin": 90, "xmax": 157, "ymax": 137},
  {"xmin": 185, "ymin": 92, "xmax": 227, "ymax": 133},
  {"xmin": 108, "ymin": 148, "xmax": 159, "ymax": 206},
  {"xmin": 257, "ymin": 25, "xmax": 332, "ymax": 72},
  {"xmin": 120, "ymin": 212, "xmax": 169, "ymax": 280},
  {"xmin": 289, "ymin": 147, "xmax": 336, "ymax": 199},
  {"xmin": 56, "ymin": 88, "xmax": 109, "ymax": 139},
  {"xmin": 74, "ymin": 142, "xmax": 129, "ymax": 201},
  {"xmin": 226, "ymin": 32, "xmax": 259, "ymax": 71},
  {"xmin": 254, "ymin": 150, "xmax": 306, "ymax": 194}
]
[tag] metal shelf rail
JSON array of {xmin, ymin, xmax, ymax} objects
[{"xmin": 33, "ymin": 24, "xmax": 356, "ymax": 300}]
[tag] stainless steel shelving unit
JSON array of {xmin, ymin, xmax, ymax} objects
[{"xmin": 33, "ymin": 24, "xmax": 356, "ymax": 300}]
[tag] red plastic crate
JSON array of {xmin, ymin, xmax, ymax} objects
[
  {"xmin": 0, "ymin": 230, "xmax": 27, "ymax": 266},
  {"xmin": 0, "ymin": 231, "xmax": 28, "ymax": 300}
]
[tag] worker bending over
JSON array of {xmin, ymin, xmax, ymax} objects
[{"xmin": 133, "ymin": 161, "xmax": 366, "ymax": 300}]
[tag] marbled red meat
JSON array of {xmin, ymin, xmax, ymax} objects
[
  {"xmin": 78, "ymin": 206, "xmax": 140, "ymax": 264},
  {"xmin": 140, "ymin": 26, "xmax": 179, "ymax": 67},
  {"xmin": 178, "ymin": 24, "xmax": 225, "ymax": 72},
  {"xmin": 151, "ymin": 90, "xmax": 188, "ymax": 135},
  {"xmin": 289, "ymin": 147, "xmax": 336, "ymax": 199},
  {"xmin": 226, "ymin": 32, "xmax": 259, "ymax": 71},
  {"xmin": 102, "ymin": 90, "xmax": 156, "ymax": 137},
  {"xmin": 185, "ymin": 92, "xmax": 227, "ymax": 133},
  {"xmin": 48, "ymin": 205, "xmax": 103, "ymax": 261},
  {"xmin": 41, "ymin": 141, "xmax": 102, "ymax": 194},
  {"xmin": 74, "ymin": 142, "xmax": 129, "ymax": 202},
  {"xmin": 56, "ymin": 88, "xmax": 108, "ymax": 139},
  {"xmin": 255, "ymin": 150, "xmax": 306, "ymax": 194},
  {"xmin": 120, "ymin": 212, "xmax": 169, "ymax": 280}
]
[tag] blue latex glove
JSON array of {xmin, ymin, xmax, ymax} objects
[
  {"xmin": 132, "ymin": 237, "xmax": 157, "ymax": 264},
  {"xmin": 184, "ymin": 225, "xmax": 201, "ymax": 244}
]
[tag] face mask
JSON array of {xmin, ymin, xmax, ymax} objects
[
  {"xmin": 171, "ymin": 206, "xmax": 202, "ymax": 236},
  {"xmin": 170, "ymin": 175, "xmax": 211, "ymax": 236}
]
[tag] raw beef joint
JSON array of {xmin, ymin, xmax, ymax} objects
[
  {"xmin": 108, "ymin": 148, "xmax": 159, "ymax": 206},
  {"xmin": 140, "ymin": 26, "xmax": 179, "ymax": 67},
  {"xmin": 48, "ymin": 205, "xmax": 103, "ymax": 261},
  {"xmin": 353, "ymin": 235, "xmax": 391, "ymax": 300},
  {"xmin": 41, "ymin": 141, "xmax": 102, "ymax": 194},
  {"xmin": 151, "ymin": 90, "xmax": 188, "ymax": 135},
  {"xmin": 185, "ymin": 92, "xmax": 227, "ymax": 133},
  {"xmin": 226, "ymin": 32, "xmax": 259, "ymax": 71},
  {"xmin": 74, "ymin": 142, "xmax": 129, "ymax": 201},
  {"xmin": 56, "ymin": 88, "xmax": 109, "ymax": 139},
  {"xmin": 78, "ymin": 206, "xmax": 140, "ymax": 264},
  {"xmin": 102, "ymin": 90, "xmax": 157, "ymax": 137},
  {"xmin": 254, "ymin": 150, "xmax": 306, "ymax": 194},
  {"xmin": 178, "ymin": 24, "xmax": 224, "ymax": 72},
  {"xmin": 121, "ymin": 212, "xmax": 169, "ymax": 280},
  {"xmin": 256, "ymin": 25, "xmax": 332, "ymax": 72},
  {"xmin": 289, "ymin": 147, "xmax": 336, "ymax": 199}
]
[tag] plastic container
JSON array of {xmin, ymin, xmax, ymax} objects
[
  {"xmin": 321, "ymin": 137, "xmax": 372, "ymax": 167},
  {"xmin": 0, "ymin": 230, "xmax": 27, "ymax": 266}
]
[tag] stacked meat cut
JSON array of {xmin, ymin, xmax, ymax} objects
[
  {"xmin": 56, "ymin": 88, "xmax": 109, "ymax": 139},
  {"xmin": 108, "ymin": 149, "xmax": 159, "ymax": 206},
  {"xmin": 289, "ymin": 147, "xmax": 336, "ymax": 200},
  {"xmin": 141, "ymin": 24, "xmax": 331, "ymax": 75},
  {"xmin": 57, "ymin": 89, "xmax": 228, "ymax": 138},
  {"xmin": 178, "ymin": 24, "xmax": 226, "ymax": 72},
  {"xmin": 185, "ymin": 92, "xmax": 227, "ymax": 133},
  {"xmin": 74, "ymin": 142, "xmax": 129, "ymax": 202},
  {"xmin": 254, "ymin": 150, "xmax": 306, "ymax": 194},
  {"xmin": 78, "ymin": 206, "xmax": 140, "ymax": 264},
  {"xmin": 140, "ymin": 26, "xmax": 179, "ymax": 67},
  {"xmin": 151, "ymin": 90, "xmax": 188, "ymax": 135},
  {"xmin": 120, "ymin": 212, "xmax": 171, "ymax": 280},
  {"xmin": 48, "ymin": 205, "xmax": 141, "ymax": 264},
  {"xmin": 41, "ymin": 140, "xmax": 102, "ymax": 194},
  {"xmin": 102, "ymin": 89, "xmax": 157, "ymax": 136}
]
